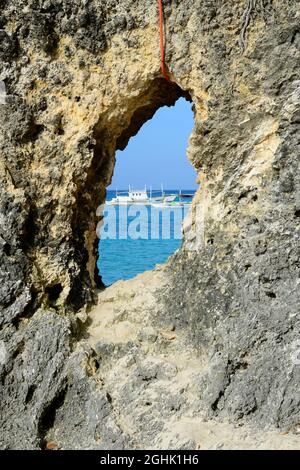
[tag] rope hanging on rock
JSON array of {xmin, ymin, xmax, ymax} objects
[{"xmin": 158, "ymin": 0, "xmax": 171, "ymax": 82}]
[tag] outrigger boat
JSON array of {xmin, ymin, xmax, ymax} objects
[
  {"xmin": 151, "ymin": 200, "xmax": 192, "ymax": 209},
  {"xmin": 107, "ymin": 185, "xmax": 177, "ymax": 206}
]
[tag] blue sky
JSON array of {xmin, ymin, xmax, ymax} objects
[{"xmin": 109, "ymin": 97, "xmax": 196, "ymax": 190}]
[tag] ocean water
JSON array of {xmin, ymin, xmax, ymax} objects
[{"xmin": 97, "ymin": 189, "xmax": 195, "ymax": 286}]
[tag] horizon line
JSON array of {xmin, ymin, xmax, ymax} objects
[{"xmin": 106, "ymin": 187, "xmax": 197, "ymax": 191}]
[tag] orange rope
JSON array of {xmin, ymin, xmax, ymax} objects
[{"xmin": 158, "ymin": 0, "xmax": 171, "ymax": 82}]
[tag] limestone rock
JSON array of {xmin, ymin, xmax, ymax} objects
[{"xmin": 0, "ymin": 0, "xmax": 300, "ymax": 449}]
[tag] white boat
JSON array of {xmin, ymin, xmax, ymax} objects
[
  {"xmin": 107, "ymin": 185, "xmax": 176, "ymax": 205},
  {"xmin": 107, "ymin": 188, "xmax": 149, "ymax": 205}
]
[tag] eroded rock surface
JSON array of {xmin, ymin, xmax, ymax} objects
[{"xmin": 0, "ymin": 0, "xmax": 300, "ymax": 449}]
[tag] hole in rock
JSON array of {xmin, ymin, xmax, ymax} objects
[
  {"xmin": 39, "ymin": 387, "xmax": 67, "ymax": 447},
  {"xmin": 3, "ymin": 242, "xmax": 11, "ymax": 256},
  {"xmin": 97, "ymin": 94, "xmax": 197, "ymax": 286},
  {"xmin": 46, "ymin": 283, "xmax": 63, "ymax": 302},
  {"xmin": 25, "ymin": 384, "xmax": 36, "ymax": 404},
  {"xmin": 106, "ymin": 392, "xmax": 112, "ymax": 404},
  {"xmin": 266, "ymin": 291, "xmax": 276, "ymax": 299}
]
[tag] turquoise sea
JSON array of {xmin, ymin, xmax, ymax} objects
[{"xmin": 98, "ymin": 189, "xmax": 195, "ymax": 286}]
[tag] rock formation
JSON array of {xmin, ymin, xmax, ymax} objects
[{"xmin": 0, "ymin": 0, "xmax": 299, "ymax": 449}]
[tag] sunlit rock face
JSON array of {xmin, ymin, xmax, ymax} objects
[{"xmin": 0, "ymin": 0, "xmax": 300, "ymax": 449}]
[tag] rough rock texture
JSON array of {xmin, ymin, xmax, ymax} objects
[{"xmin": 0, "ymin": 0, "xmax": 300, "ymax": 449}]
